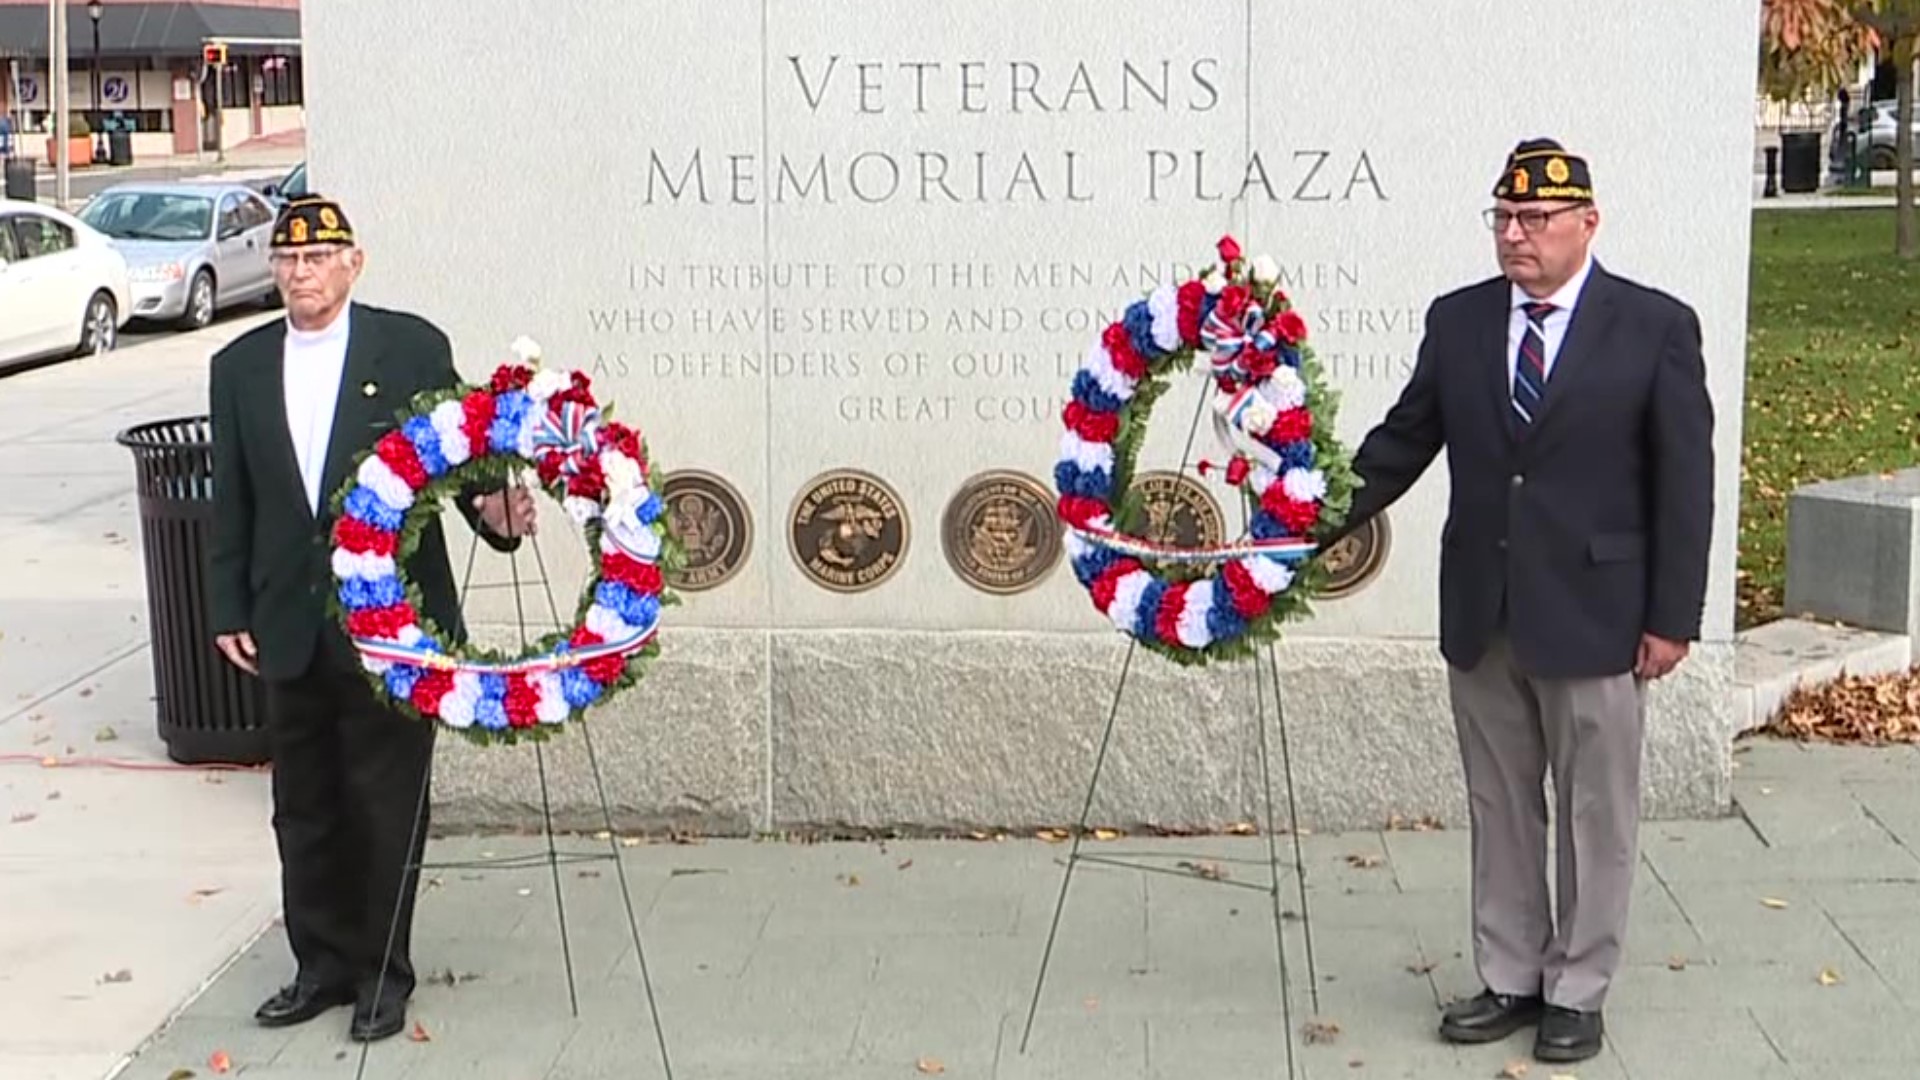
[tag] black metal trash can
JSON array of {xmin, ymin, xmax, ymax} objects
[
  {"xmin": 3, "ymin": 156, "xmax": 35, "ymax": 202},
  {"xmin": 116, "ymin": 416, "xmax": 271, "ymax": 766},
  {"xmin": 107, "ymin": 130, "xmax": 133, "ymax": 167},
  {"xmin": 1780, "ymin": 131, "xmax": 1821, "ymax": 193}
]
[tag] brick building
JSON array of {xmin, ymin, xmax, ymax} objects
[{"xmin": 0, "ymin": 0, "xmax": 301, "ymax": 158}]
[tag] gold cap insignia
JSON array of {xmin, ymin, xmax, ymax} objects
[
  {"xmin": 320, "ymin": 207, "xmax": 340, "ymax": 229},
  {"xmin": 1545, "ymin": 156, "xmax": 1570, "ymax": 183},
  {"xmin": 289, "ymin": 217, "xmax": 309, "ymax": 243}
]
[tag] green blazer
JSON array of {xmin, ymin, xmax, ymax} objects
[{"xmin": 207, "ymin": 303, "xmax": 516, "ymax": 683}]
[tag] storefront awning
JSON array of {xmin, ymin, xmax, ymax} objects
[{"xmin": 0, "ymin": 2, "xmax": 302, "ymax": 60}]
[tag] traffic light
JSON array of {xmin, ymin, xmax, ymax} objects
[{"xmin": 202, "ymin": 42, "xmax": 228, "ymax": 67}]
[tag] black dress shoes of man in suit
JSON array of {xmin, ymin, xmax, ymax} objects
[
  {"xmin": 349, "ymin": 987, "xmax": 410, "ymax": 1042},
  {"xmin": 1534, "ymin": 1005, "xmax": 1605, "ymax": 1063},
  {"xmin": 1438, "ymin": 989, "xmax": 1545, "ymax": 1044},
  {"xmin": 254, "ymin": 980, "xmax": 356, "ymax": 1028}
]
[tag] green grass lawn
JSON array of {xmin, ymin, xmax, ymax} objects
[{"xmin": 1740, "ymin": 207, "xmax": 1920, "ymax": 628}]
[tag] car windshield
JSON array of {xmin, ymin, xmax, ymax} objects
[{"xmin": 80, "ymin": 192, "xmax": 214, "ymax": 241}]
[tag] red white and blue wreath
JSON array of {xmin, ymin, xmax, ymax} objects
[
  {"xmin": 328, "ymin": 338, "xmax": 678, "ymax": 742},
  {"xmin": 1055, "ymin": 236, "xmax": 1357, "ymax": 664}
]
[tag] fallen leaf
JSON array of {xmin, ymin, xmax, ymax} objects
[
  {"xmin": 100, "ymin": 968, "xmax": 132, "ymax": 983},
  {"xmin": 187, "ymin": 888, "xmax": 227, "ymax": 905},
  {"xmin": 46, "ymin": 790, "xmax": 60, "ymax": 801},
  {"xmin": 1667, "ymin": 955, "xmax": 1688, "ymax": 971},
  {"xmin": 208, "ymin": 1050, "xmax": 231, "ymax": 1074},
  {"xmin": 1761, "ymin": 897, "xmax": 1790, "ymax": 910},
  {"xmin": 409, "ymin": 1021, "xmax": 432, "ymax": 1042},
  {"xmin": 1036, "ymin": 829, "xmax": 1069, "ymax": 843},
  {"xmin": 516, "ymin": 888, "xmax": 532, "ymax": 897},
  {"xmin": 94, "ymin": 725, "xmax": 117, "ymax": 742},
  {"xmin": 1345, "ymin": 853, "xmax": 1384, "ymax": 869},
  {"xmin": 840, "ymin": 873, "xmax": 862, "ymax": 887},
  {"xmin": 1349, "ymin": 1061, "xmax": 1364, "ymax": 1070},
  {"xmin": 1177, "ymin": 859, "xmax": 1228, "ymax": 881},
  {"xmin": 1092, "ymin": 828, "xmax": 1120, "ymax": 841},
  {"xmin": 1406, "ymin": 960, "xmax": 1437, "ymax": 976},
  {"xmin": 10, "ymin": 812, "xmax": 36, "ymax": 825},
  {"xmin": 78, "ymin": 687, "xmax": 94, "ymax": 698},
  {"xmin": 166, "ymin": 1070, "xmax": 196, "ymax": 1080},
  {"xmin": 916, "ymin": 1058, "xmax": 947, "ymax": 1075},
  {"xmin": 620, "ymin": 837, "xmax": 642, "ymax": 847},
  {"xmin": 577, "ymin": 870, "xmax": 601, "ymax": 879},
  {"xmin": 897, "ymin": 859, "xmax": 914, "ymax": 871},
  {"xmin": 968, "ymin": 830, "xmax": 992, "ymax": 841},
  {"xmin": 1818, "ymin": 967, "xmax": 1843, "ymax": 986},
  {"xmin": 1497, "ymin": 1061, "xmax": 1530, "ymax": 1079},
  {"xmin": 1226, "ymin": 821, "xmax": 1257, "ymax": 835},
  {"xmin": 1302, "ymin": 1019, "xmax": 1341, "ymax": 1044}
]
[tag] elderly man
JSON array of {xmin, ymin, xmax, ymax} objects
[
  {"xmin": 1322, "ymin": 139, "xmax": 1714, "ymax": 1063},
  {"xmin": 207, "ymin": 194, "xmax": 536, "ymax": 1041}
]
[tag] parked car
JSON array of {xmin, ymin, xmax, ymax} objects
[
  {"xmin": 1828, "ymin": 99, "xmax": 1920, "ymax": 172},
  {"xmin": 78, "ymin": 182, "xmax": 281, "ymax": 330},
  {"xmin": 0, "ymin": 198, "xmax": 131, "ymax": 371},
  {"xmin": 261, "ymin": 161, "xmax": 307, "ymax": 203}
]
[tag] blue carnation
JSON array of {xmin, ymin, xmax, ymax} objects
[
  {"xmin": 594, "ymin": 581, "xmax": 651, "ymax": 627},
  {"xmin": 1123, "ymin": 300, "xmax": 1161, "ymax": 359},
  {"xmin": 561, "ymin": 667, "xmax": 602, "ymax": 708},
  {"xmin": 339, "ymin": 575, "xmax": 406, "ymax": 611},
  {"xmin": 1206, "ymin": 601, "xmax": 1247, "ymax": 642},
  {"xmin": 488, "ymin": 391, "xmax": 533, "ymax": 454},
  {"xmin": 1278, "ymin": 440, "xmax": 1316, "ymax": 471},
  {"xmin": 1279, "ymin": 346, "xmax": 1302, "ymax": 369},
  {"xmin": 636, "ymin": 492, "xmax": 665, "ymax": 525},
  {"xmin": 343, "ymin": 486, "xmax": 404, "ymax": 531},
  {"xmin": 403, "ymin": 416, "xmax": 449, "ymax": 476},
  {"xmin": 1250, "ymin": 511, "xmax": 1290, "ymax": 540},
  {"xmin": 1133, "ymin": 580, "xmax": 1167, "ymax": 641},
  {"xmin": 474, "ymin": 697, "xmax": 508, "ymax": 730},
  {"xmin": 1071, "ymin": 370, "xmax": 1122, "ymax": 414},
  {"xmin": 384, "ymin": 664, "xmax": 423, "ymax": 701},
  {"xmin": 633, "ymin": 593, "xmax": 661, "ymax": 630},
  {"xmin": 1053, "ymin": 460, "xmax": 1112, "ymax": 501},
  {"xmin": 1073, "ymin": 547, "xmax": 1118, "ymax": 587}
]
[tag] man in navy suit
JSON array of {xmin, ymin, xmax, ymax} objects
[{"xmin": 1323, "ymin": 139, "xmax": 1714, "ymax": 1064}]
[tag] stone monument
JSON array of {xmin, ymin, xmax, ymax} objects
[{"xmin": 301, "ymin": 0, "xmax": 1758, "ymax": 833}]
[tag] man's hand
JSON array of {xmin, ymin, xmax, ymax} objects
[
  {"xmin": 1635, "ymin": 633, "xmax": 1689, "ymax": 680},
  {"xmin": 216, "ymin": 631, "xmax": 258, "ymax": 676},
  {"xmin": 474, "ymin": 485, "xmax": 537, "ymax": 538}
]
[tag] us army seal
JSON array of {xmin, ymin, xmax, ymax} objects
[
  {"xmin": 1319, "ymin": 511, "xmax": 1391, "ymax": 599},
  {"xmin": 1131, "ymin": 470, "xmax": 1225, "ymax": 549},
  {"xmin": 788, "ymin": 469, "xmax": 909, "ymax": 592},
  {"xmin": 942, "ymin": 470, "xmax": 1061, "ymax": 594},
  {"xmin": 660, "ymin": 470, "xmax": 752, "ymax": 592}
]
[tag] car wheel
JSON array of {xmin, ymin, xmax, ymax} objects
[
  {"xmin": 1871, "ymin": 145, "xmax": 1897, "ymax": 171},
  {"xmin": 79, "ymin": 292, "xmax": 118, "ymax": 357},
  {"xmin": 180, "ymin": 270, "xmax": 216, "ymax": 330}
]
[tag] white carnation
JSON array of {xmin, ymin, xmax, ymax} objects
[
  {"xmin": 1283, "ymin": 467, "xmax": 1328, "ymax": 504},
  {"xmin": 1250, "ymin": 254, "xmax": 1279, "ymax": 284},
  {"xmin": 510, "ymin": 335, "xmax": 543, "ymax": 365},
  {"xmin": 526, "ymin": 367, "xmax": 570, "ymax": 403}
]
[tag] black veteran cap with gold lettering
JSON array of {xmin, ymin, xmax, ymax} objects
[
  {"xmin": 1492, "ymin": 138, "xmax": 1594, "ymax": 203},
  {"xmin": 271, "ymin": 194, "xmax": 355, "ymax": 249}
]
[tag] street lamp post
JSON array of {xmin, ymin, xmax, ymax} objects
[{"xmin": 87, "ymin": 0, "xmax": 102, "ymax": 163}]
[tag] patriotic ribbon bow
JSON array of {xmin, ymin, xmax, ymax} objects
[
  {"xmin": 1201, "ymin": 300, "xmax": 1280, "ymax": 383},
  {"xmin": 531, "ymin": 400, "xmax": 602, "ymax": 479}
]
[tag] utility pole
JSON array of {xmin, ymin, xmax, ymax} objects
[{"xmin": 49, "ymin": 0, "xmax": 71, "ymax": 206}]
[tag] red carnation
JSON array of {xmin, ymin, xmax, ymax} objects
[
  {"xmin": 603, "ymin": 422, "xmax": 643, "ymax": 463},
  {"xmin": 1243, "ymin": 349, "xmax": 1278, "ymax": 381},
  {"xmin": 1275, "ymin": 309, "xmax": 1309, "ymax": 346},
  {"xmin": 490, "ymin": 364, "xmax": 534, "ymax": 393},
  {"xmin": 570, "ymin": 626, "xmax": 605, "ymax": 649},
  {"xmin": 375, "ymin": 431, "xmax": 428, "ymax": 490},
  {"xmin": 1277, "ymin": 498, "xmax": 1320, "ymax": 534},
  {"xmin": 1057, "ymin": 495, "xmax": 1108, "ymax": 528},
  {"xmin": 461, "ymin": 391, "xmax": 496, "ymax": 452},
  {"xmin": 567, "ymin": 457, "xmax": 607, "ymax": 503},
  {"xmin": 1176, "ymin": 280, "xmax": 1207, "ymax": 345},
  {"xmin": 1222, "ymin": 561, "xmax": 1271, "ymax": 618},
  {"xmin": 1154, "ymin": 582, "xmax": 1188, "ymax": 644},
  {"xmin": 347, "ymin": 602, "xmax": 416, "ymax": 640},
  {"xmin": 1217, "ymin": 235, "xmax": 1242, "ymax": 265},
  {"xmin": 333, "ymin": 516, "xmax": 397, "ymax": 557},
  {"xmin": 535, "ymin": 453, "xmax": 566, "ymax": 489},
  {"xmin": 1214, "ymin": 284, "xmax": 1250, "ymax": 327},
  {"xmin": 504, "ymin": 676, "xmax": 540, "ymax": 728},
  {"xmin": 410, "ymin": 669, "xmax": 454, "ymax": 715},
  {"xmin": 584, "ymin": 653, "xmax": 628, "ymax": 685},
  {"xmin": 1270, "ymin": 408, "xmax": 1313, "ymax": 443},
  {"xmin": 602, "ymin": 551, "xmax": 664, "ymax": 595},
  {"xmin": 1258, "ymin": 485, "xmax": 1293, "ymax": 522},
  {"xmin": 1064, "ymin": 401, "xmax": 1120, "ymax": 443},
  {"xmin": 1089, "ymin": 558, "xmax": 1142, "ymax": 613},
  {"xmin": 1100, "ymin": 323, "xmax": 1149, "ymax": 379}
]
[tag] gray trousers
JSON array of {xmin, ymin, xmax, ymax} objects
[{"xmin": 1447, "ymin": 635, "xmax": 1646, "ymax": 1012}]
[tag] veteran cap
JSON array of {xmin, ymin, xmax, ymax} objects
[
  {"xmin": 271, "ymin": 194, "xmax": 355, "ymax": 249},
  {"xmin": 1492, "ymin": 138, "xmax": 1594, "ymax": 203}
]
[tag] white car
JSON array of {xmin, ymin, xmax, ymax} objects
[{"xmin": 0, "ymin": 198, "xmax": 132, "ymax": 371}]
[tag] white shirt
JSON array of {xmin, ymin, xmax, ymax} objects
[
  {"xmin": 1506, "ymin": 254, "xmax": 1594, "ymax": 393},
  {"xmin": 282, "ymin": 306, "xmax": 352, "ymax": 514}
]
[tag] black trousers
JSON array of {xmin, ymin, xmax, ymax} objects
[{"xmin": 264, "ymin": 633, "xmax": 436, "ymax": 1002}]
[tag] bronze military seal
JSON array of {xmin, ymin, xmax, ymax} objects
[
  {"xmin": 1319, "ymin": 511, "xmax": 1391, "ymax": 599},
  {"xmin": 942, "ymin": 470, "xmax": 1061, "ymax": 594},
  {"xmin": 660, "ymin": 470, "xmax": 753, "ymax": 592},
  {"xmin": 788, "ymin": 469, "xmax": 909, "ymax": 592},
  {"xmin": 1130, "ymin": 470, "xmax": 1226, "ymax": 549}
]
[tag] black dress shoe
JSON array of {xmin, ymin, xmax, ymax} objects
[
  {"xmin": 349, "ymin": 993, "xmax": 409, "ymax": 1043},
  {"xmin": 1438, "ymin": 989, "xmax": 1545, "ymax": 1044},
  {"xmin": 1534, "ymin": 1005, "xmax": 1604, "ymax": 1062},
  {"xmin": 254, "ymin": 981, "xmax": 354, "ymax": 1028}
]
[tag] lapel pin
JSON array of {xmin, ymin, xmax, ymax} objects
[{"xmin": 361, "ymin": 381, "xmax": 378, "ymax": 398}]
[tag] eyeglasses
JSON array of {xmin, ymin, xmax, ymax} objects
[
  {"xmin": 1483, "ymin": 206, "xmax": 1587, "ymax": 233},
  {"xmin": 268, "ymin": 247, "xmax": 347, "ymax": 270}
]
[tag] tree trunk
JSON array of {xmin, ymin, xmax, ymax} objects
[{"xmin": 1897, "ymin": 42, "xmax": 1917, "ymax": 257}]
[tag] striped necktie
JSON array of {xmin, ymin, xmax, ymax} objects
[{"xmin": 1511, "ymin": 301, "xmax": 1554, "ymax": 427}]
